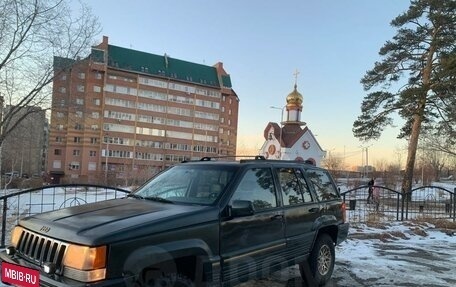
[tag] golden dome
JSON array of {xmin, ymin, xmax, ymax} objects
[{"xmin": 286, "ymin": 84, "xmax": 303, "ymax": 105}]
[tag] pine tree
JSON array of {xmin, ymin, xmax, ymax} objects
[{"xmin": 353, "ymin": 0, "xmax": 456, "ymax": 196}]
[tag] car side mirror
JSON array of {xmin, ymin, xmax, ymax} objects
[{"xmin": 231, "ymin": 200, "xmax": 255, "ymax": 217}]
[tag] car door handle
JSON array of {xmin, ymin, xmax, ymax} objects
[
  {"xmin": 308, "ymin": 207, "xmax": 320, "ymax": 213},
  {"xmin": 271, "ymin": 214, "xmax": 284, "ymax": 221}
]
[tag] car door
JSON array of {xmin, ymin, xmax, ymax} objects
[
  {"xmin": 220, "ymin": 166, "xmax": 285, "ymax": 284},
  {"xmin": 276, "ymin": 167, "xmax": 321, "ymax": 260}
]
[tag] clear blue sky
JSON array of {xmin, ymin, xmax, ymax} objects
[{"xmin": 85, "ymin": 0, "xmax": 412, "ymax": 168}]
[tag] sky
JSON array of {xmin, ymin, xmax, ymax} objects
[{"xmin": 83, "ymin": 0, "xmax": 413, "ymax": 169}]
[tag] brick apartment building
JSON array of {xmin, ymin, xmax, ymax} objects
[{"xmin": 47, "ymin": 36, "xmax": 239, "ymax": 184}]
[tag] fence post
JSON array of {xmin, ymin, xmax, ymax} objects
[
  {"xmin": 1, "ymin": 197, "xmax": 7, "ymax": 248},
  {"xmin": 453, "ymin": 188, "xmax": 456, "ymax": 222},
  {"xmin": 401, "ymin": 189, "xmax": 405, "ymax": 221},
  {"xmin": 396, "ymin": 193, "xmax": 400, "ymax": 221}
]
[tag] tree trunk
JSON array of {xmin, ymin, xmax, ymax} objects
[{"xmin": 401, "ymin": 100, "xmax": 426, "ymax": 200}]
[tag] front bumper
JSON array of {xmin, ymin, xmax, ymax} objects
[{"xmin": 0, "ymin": 251, "xmax": 129, "ymax": 287}]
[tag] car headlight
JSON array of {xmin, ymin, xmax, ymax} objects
[
  {"xmin": 11, "ymin": 226, "xmax": 24, "ymax": 246},
  {"xmin": 63, "ymin": 244, "xmax": 107, "ymax": 282}
]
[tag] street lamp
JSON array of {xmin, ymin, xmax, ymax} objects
[{"xmin": 270, "ymin": 105, "xmax": 286, "ymax": 158}]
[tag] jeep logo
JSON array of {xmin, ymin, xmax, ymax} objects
[{"xmin": 40, "ymin": 226, "xmax": 51, "ymax": 233}]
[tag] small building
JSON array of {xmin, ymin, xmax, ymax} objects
[{"xmin": 259, "ymin": 83, "xmax": 326, "ymax": 166}]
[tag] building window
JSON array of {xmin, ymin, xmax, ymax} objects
[
  {"xmin": 88, "ymin": 162, "xmax": 97, "ymax": 171},
  {"xmin": 222, "ymin": 95, "xmax": 226, "ymax": 101},
  {"xmin": 59, "ymin": 87, "xmax": 66, "ymax": 93},
  {"xmin": 93, "ymin": 85, "xmax": 101, "ymax": 93},
  {"xmin": 94, "ymin": 72, "xmax": 102, "ymax": 79},
  {"xmin": 77, "ymin": 85, "xmax": 85, "ymax": 92},
  {"xmin": 69, "ymin": 162, "xmax": 80, "ymax": 170},
  {"xmin": 73, "ymin": 149, "xmax": 81, "ymax": 156},
  {"xmin": 78, "ymin": 72, "xmax": 85, "ymax": 79},
  {"xmin": 90, "ymin": 137, "xmax": 98, "ymax": 144},
  {"xmin": 55, "ymin": 136, "xmax": 63, "ymax": 143},
  {"xmin": 221, "ymin": 107, "xmax": 225, "ymax": 112},
  {"xmin": 75, "ymin": 111, "xmax": 83, "ymax": 118},
  {"xmin": 56, "ymin": 112, "xmax": 64, "ymax": 118},
  {"xmin": 89, "ymin": 151, "xmax": 97, "ymax": 157},
  {"xmin": 92, "ymin": 112, "xmax": 100, "ymax": 119},
  {"xmin": 220, "ymin": 118, "xmax": 224, "ymax": 123},
  {"xmin": 76, "ymin": 98, "xmax": 84, "ymax": 105},
  {"xmin": 91, "ymin": 124, "xmax": 99, "ymax": 130},
  {"xmin": 61, "ymin": 74, "xmax": 67, "ymax": 81},
  {"xmin": 53, "ymin": 160, "xmax": 61, "ymax": 169},
  {"xmin": 229, "ymin": 109, "xmax": 232, "ymax": 115},
  {"xmin": 56, "ymin": 124, "xmax": 64, "ymax": 130},
  {"xmin": 74, "ymin": 137, "xmax": 81, "ymax": 143},
  {"xmin": 54, "ymin": 149, "xmax": 62, "ymax": 155},
  {"xmin": 75, "ymin": 123, "xmax": 83, "ymax": 130},
  {"xmin": 93, "ymin": 99, "xmax": 101, "ymax": 106}
]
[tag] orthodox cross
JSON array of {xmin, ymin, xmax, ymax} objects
[{"xmin": 293, "ymin": 69, "xmax": 300, "ymax": 86}]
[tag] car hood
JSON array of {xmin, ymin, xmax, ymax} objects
[{"xmin": 19, "ymin": 198, "xmax": 218, "ymax": 245}]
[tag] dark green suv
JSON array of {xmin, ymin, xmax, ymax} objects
[{"xmin": 0, "ymin": 157, "xmax": 348, "ymax": 286}]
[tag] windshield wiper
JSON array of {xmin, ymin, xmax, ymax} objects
[
  {"xmin": 144, "ymin": 196, "xmax": 174, "ymax": 204},
  {"xmin": 127, "ymin": 193, "xmax": 145, "ymax": 200}
]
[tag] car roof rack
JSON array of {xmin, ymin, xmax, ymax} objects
[{"xmin": 181, "ymin": 155, "xmax": 266, "ymax": 163}]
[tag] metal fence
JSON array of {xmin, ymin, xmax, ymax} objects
[
  {"xmin": 1, "ymin": 184, "xmax": 454, "ymax": 247},
  {"xmin": 0, "ymin": 184, "xmax": 130, "ymax": 247},
  {"xmin": 341, "ymin": 185, "xmax": 456, "ymax": 223}
]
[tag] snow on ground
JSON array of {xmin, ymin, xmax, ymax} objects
[
  {"xmin": 333, "ymin": 221, "xmax": 456, "ymax": 286},
  {"xmin": 239, "ymin": 220, "xmax": 456, "ymax": 287}
]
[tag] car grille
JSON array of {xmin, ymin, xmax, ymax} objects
[{"xmin": 16, "ymin": 229, "xmax": 68, "ymax": 274}]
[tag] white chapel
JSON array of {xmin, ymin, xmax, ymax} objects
[{"xmin": 259, "ymin": 82, "xmax": 326, "ymax": 166}]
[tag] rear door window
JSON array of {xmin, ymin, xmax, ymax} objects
[{"xmin": 277, "ymin": 168, "xmax": 314, "ymax": 205}]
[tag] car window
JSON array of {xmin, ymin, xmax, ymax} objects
[
  {"xmin": 134, "ymin": 165, "xmax": 235, "ymax": 204},
  {"xmin": 277, "ymin": 168, "xmax": 304, "ymax": 205},
  {"xmin": 277, "ymin": 168, "xmax": 314, "ymax": 205},
  {"xmin": 230, "ymin": 168, "xmax": 277, "ymax": 211},
  {"xmin": 295, "ymin": 169, "xmax": 314, "ymax": 203},
  {"xmin": 305, "ymin": 169, "xmax": 339, "ymax": 201}
]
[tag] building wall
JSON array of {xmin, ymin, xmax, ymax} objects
[
  {"xmin": 47, "ymin": 38, "xmax": 239, "ymax": 184},
  {"xmin": 2, "ymin": 106, "xmax": 47, "ymax": 177}
]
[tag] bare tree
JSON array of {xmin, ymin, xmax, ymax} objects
[
  {"xmin": 322, "ymin": 151, "xmax": 343, "ymax": 179},
  {"xmin": 0, "ymin": 0, "xmax": 100, "ymax": 175}
]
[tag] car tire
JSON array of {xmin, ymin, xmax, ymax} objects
[
  {"xmin": 134, "ymin": 268, "xmax": 194, "ymax": 287},
  {"xmin": 302, "ymin": 233, "xmax": 335, "ymax": 286}
]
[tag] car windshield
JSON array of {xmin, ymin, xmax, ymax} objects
[{"xmin": 133, "ymin": 165, "xmax": 237, "ymax": 205}]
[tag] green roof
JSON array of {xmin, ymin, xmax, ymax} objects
[
  {"xmin": 91, "ymin": 48, "xmax": 105, "ymax": 63},
  {"xmin": 107, "ymin": 45, "xmax": 227, "ymax": 88},
  {"xmin": 53, "ymin": 56, "xmax": 75, "ymax": 70},
  {"xmin": 222, "ymin": 75, "xmax": 232, "ymax": 88}
]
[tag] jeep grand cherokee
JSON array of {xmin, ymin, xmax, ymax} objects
[{"xmin": 0, "ymin": 157, "xmax": 349, "ymax": 286}]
